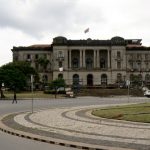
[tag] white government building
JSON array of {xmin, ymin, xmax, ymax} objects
[{"xmin": 12, "ymin": 36, "xmax": 150, "ymax": 88}]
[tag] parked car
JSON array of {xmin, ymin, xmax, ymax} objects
[
  {"xmin": 57, "ymin": 87, "xmax": 66, "ymax": 94},
  {"xmin": 144, "ymin": 90, "xmax": 150, "ymax": 98},
  {"xmin": 142, "ymin": 86, "xmax": 149, "ymax": 92},
  {"xmin": 44, "ymin": 86, "xmax": 66, "ymax": 94}
]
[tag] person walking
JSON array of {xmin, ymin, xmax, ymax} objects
[{"xmin": 12, "ymin": 92, "xmax": 17, "ymax": 104}]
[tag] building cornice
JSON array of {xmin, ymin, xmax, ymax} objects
[{"xmin": 11, "ymin": 45, "xmax": 52, "ymax": 52}]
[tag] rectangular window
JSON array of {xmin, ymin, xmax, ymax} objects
[
  {"xmin": 35, "ymin": 54, "xmax": 39, "ymax": 59},
  {"xmin": 145, "ymin": 54, "xmax": 149, "ymax": 60},
  {"xmin": 145, "ymin": 62, "xmax": 149, "ymax": 69},
  {"xmin": 137, "ymin": 54, "xmax": 141, "ymax": 60},
  {"xmin": 129, "ymin": 54, "xmax": 133, "ymax": 59},
  {"xmin": 27, "ymin": 54, "xmax": 31, "ymax": 59},
  {"xmin": 13, "ymin": 54, "xmax": 18, "ymax": 61},
  {"xmin": 58, "ymin": 51, "xmax": 63, "ymax": 58},
  {"xmin": 133, "ymin": 54, "xmax": 136, "ymax": 60},
  {"xmin": 117, "ymin": 61, "xmax": 121, "ymax": 69},
  {"xmin": 129, "ymin": 62, "xmax": 133, "ymax": 69},
  {"xmin": 117, "ymin": 51, "xmax": 121, "ymax": 59},
  {"xmin": 59, "ymin": 61, "xmax": 62, "ymax": 68},
  {"xmin": 26, "ymin": 54, "xmax": 31, "ymax": 62},
  {"xmin": 137, "ymin": 62, "xmax": 141, "ymax": 70}
]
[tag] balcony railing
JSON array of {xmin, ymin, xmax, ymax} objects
[{"xmin": 56, "ymin": 56, "xmax": 64, "ymax": 61}]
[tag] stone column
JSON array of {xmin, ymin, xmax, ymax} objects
[
  {"xmin": 80, "ymin": 50, "xmax": 82, "ymax": 68},
  {"xmin": 67, "ymin": 50, "xmax": 69, "ymax": 69},
  {"xmin": 83, "ymin": 49, "xmax": 85, "ymax": 68},
  {"xmin": 94, "ymin": 50, "xmax": 96, "ymax": 68},
  {"xmin": 97, "ymin": 50, "xmax": 100, "ymax": 68},
  {"xmin": 108, "ymin": 50, "xmax": 110, "ymax": 69},
  {"xmin": 110, "ymin": 50, "xmax": 111, "ymax": 69},
  {"xmin": 69, "ymin": 49, "xmax": 72, "ymax": 68}
]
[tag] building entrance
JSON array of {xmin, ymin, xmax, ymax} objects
[{"xmin": 87, "ymin": 74, "xmax": 93, "ymax": 86}]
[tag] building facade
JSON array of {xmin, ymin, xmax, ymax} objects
[{"xmin": 11, "ymin": 36, "xmax": 150, "ymax": 87}]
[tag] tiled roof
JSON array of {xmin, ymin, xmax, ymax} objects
[
  {"xmin": 29, "ymin": 44, "xmax": 51, "ymax": 48},
  {"xmin": 127, "ymin": 44, "xmax": 144, "ymax": 48},
  {"xmin": 126, "ymin": 45, "xmax": 150, "ymax": 50}
]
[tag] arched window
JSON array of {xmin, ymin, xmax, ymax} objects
[
  {"xmin": 138, "ymin": 74, "xmax": 142, "ymax": 81},
  {"xmin": 101, "ymin": 74, "xmax": 107, "ymax": 85},
  {"xmin": 86, "ymin": 58, "xmax": 93, "ymax": 69},
  {"xmin": 58, "ymin": 73, "xmax": 63, "ymax": 79},
  {"xmin": 117, "ymin": 73, "xmax": 122, "ymax": 82},
  {"xmin": 73, "ymin": 74, "xmax": 79, "ymax": 85},
  {"xmin": 145, "ymin": 74, "xmax": 150, "ymax": 81},
  {"xmin": 72, "ymin": 58, "xmax": 79, "ymax": 68},
  {"xmin": 130, "ymin": 74, "xmax": 134, "ymax": 81},
  {"xmin": 42, "ymin": 75, "xmax": 48, "ymax": 83}
]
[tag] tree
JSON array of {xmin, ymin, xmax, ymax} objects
[
  {"xmin": 0, "ymin": 61, "xmax": 38, "ymax": 98},
  {"xmin": 49, "ymin": 78, "xmax": 66, "ymax": 98},
  {"xmin": 50, "ymin": 78, "xmax": 66, "ymax": 89},
  {"xmin": 38, "ymin": 57, "xmax": 49, "ymax": 71},
  {"xmin": 130, "ymin": 74, "xmax": 142, "ymax": 88},
  {"xmin": 1, "ymin": 61, "xmax": 37, "ymax": 77}
]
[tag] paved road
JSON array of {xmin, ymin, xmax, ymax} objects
[{"xmin": 0, "ymin": 96, "xmax": 149, "ymax": 150}]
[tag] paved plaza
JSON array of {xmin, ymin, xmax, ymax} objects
[{"xmin": 0, "ymin": 97, "xmax": 150, "ymax": 150}]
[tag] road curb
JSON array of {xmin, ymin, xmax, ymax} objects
[
  {"xmin": 0, "ymin": 119, "xmax": 104, "ymax": 150},
  {"xmin": 0, "ymin": 114, "xmax": 135, "ymax": 150}
]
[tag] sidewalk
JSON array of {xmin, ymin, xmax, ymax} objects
[{"xmin": 0, "ymin": 104, "xmax": 150, "ymax": 150}]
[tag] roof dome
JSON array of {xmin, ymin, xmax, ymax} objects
[
  {"xmin": 111, "ymin": 36, "xmax": 125, "ymax": 45},
  {"xmin": 53, "ymin": 36, "xmax": 67, "ymax": 44},
  {"xmin": 111, "ymin": 36, "xmax": 124, "ymax": 41}
]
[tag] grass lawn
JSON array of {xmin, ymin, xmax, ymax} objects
[
  {"xmin": 92, "ymin": 103, "xmax": 150, "ymax": 123},
  {"xmin": 79, "ymin": 88, "xmax": 143, "ymax": 97},
  {"xmin": 2, "ymin": 91, "xmax": 65, "ymax": 99}
]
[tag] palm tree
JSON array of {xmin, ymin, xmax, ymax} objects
[{"xmin": 38, "ymin": 58, "xmax": 49, "ymax": 72}]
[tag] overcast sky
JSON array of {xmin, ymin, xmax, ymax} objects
[{"xmin": 0, "ymin": 0, "xmax": 150, "ymax": 66}]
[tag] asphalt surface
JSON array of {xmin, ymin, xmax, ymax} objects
[{"xmin": 0, "ymin": 96, "xmax": 150, "ymax": 150}]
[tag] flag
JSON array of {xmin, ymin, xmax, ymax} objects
[{"xmin": 84, "ymin": 28, "xmax": 89, "ymax": 33}]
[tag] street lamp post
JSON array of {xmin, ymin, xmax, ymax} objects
[
  {"xmin": 1, "ymin": 83, "xmax": 5, "ymax": 99},
  {"xmin": 56, "ymin": 67, "xmax": 64, "ymax": 99},
  {"xmin": 2, "ymin": 83, "xmax": 4, "ymax": 87},
  {"xmin": 31, "ymin": 75, "xmax": 34, "ymax": 113},
  {"xmin": 126, "ymin": 80, "xmax": 130, "ymax": 102}
]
